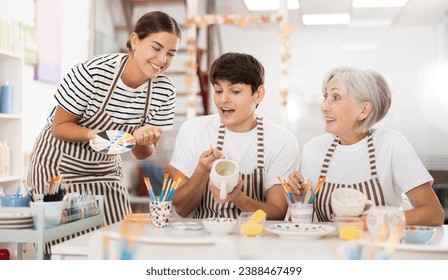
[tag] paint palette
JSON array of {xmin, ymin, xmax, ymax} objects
[{"xmin": 89, "ymin": 130, "xmax": 135, "ymax": 155}]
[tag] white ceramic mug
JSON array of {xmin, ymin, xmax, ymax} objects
[
  {"xmin": 209, "ymin": 159, "xmax": 239, "ymax": 200},
  {"xmin": 331, "ymin": 188, "xmax": 374, "ymax": 217}
]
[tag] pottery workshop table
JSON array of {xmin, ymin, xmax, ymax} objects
[{"xmin": 51, "ymin": 219, "xmax": 448, "ymax": 260}]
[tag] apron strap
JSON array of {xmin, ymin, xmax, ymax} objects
[
  {"xmin": 216, "ymin": 123, "xmax": 225, "ymax": 151},
  {"xmin": 139, "ymin": 79, "xmax": 153, "ymax": 127},
  {"xmin": 319, "ymin": 137, "xmax": 339, "ymax": 177},
  {"xmin": 100, "ymin": 55, "xmax": 129, "ymax": 112},
  {"xmin": 255, "ymin": 116, "xmax": 264, "ymax": 169},
  {"xmin": 366, "ymin": 132, "xmax": 378, "ymax": 178}
]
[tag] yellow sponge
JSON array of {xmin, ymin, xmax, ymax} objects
[{"xmin": 249, "ymin": 209, "xmax": 266, "ymax": 224}]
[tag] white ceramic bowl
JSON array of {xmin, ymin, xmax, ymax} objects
[
  {"xmin": 403, "ymin": 226, "xmax": 436, "ymax": 244},
  {"xmin": 202, "ymin": 217, "xmax": 237, "ymax": 235},
  {"xmin": 331, "ymin": 188, "xmax": 371, "ymax": 217}
]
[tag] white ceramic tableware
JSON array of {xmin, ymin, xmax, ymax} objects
[
  {"xmin": 202, "ymin": 217, "xmax": 237, "ymax": 235},
  {"xmin": 265, "ymin": 223, "xmax": 336, "ymax": 240},
  {"xmin": 331, "ymin": 188, "xmax": 373, "ymax": 217},
  {"xmin": 209, "ymin": 159, "xmax": 239, "ymax": 200},
  {"xmin": 403, "ymin": 226, "xmax": 436, "ymax": 244}
]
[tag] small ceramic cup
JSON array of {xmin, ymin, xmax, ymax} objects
[
  {"xmin": 290, "ymin": 203, "xmax": 313, "ymax": 223},
  {"xmin": 209, "ymin": 159, "xmax": 239, "ymax": 200}
]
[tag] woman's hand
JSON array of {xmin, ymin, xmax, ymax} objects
[
  {"xmin": 287, "ymin": 171, "xmax": 306, "ymax": 196},
  {"xmin": 87, "ymin": 128, "xmax": 100, "ymax": 140},
  {"xmin": 133, "ymin": 126, "xmax": 163, "ymax": 147}
]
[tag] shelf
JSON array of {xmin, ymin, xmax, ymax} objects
[
  {"xmin": 0, "ymin": 196, "xmax": 104, "ymax": 260},
  {"xmin": 0, "ymin": 175, "xmax": 22, "ymax": 184},
  {"xmin": 0, "ymin": 114, "xmax": 22, "ymax": 119},
  {"xmin": 0, "ymin": 49, "xmax": 24, "ymax": 191},
  {"xmin": 0, "ymin": 50, "xmax": 23, "ymax": 59}
]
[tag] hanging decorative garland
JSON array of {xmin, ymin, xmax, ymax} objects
[{"xmin": 183, "ymin": 13, "xmax": 294, "ymax": 127}]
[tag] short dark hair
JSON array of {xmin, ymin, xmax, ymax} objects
[
  {"xmin": 209, "ymin": 52, "xmax": 265, "ymax": 94},
  {"xmin": 126, "ymin": 11, "xmax": 181, "ymax": 52}
]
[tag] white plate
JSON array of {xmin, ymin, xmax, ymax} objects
[
  {"xmin": 266, "ymin": 223, "xmax": 336, "ymax": 240},
  {"xmin": 0, "ymin": 213, "xmax": 33, "ymax": 221},
  {"xmin": 0, "ymin": 223, "xmax": 34, "ymax": 229},
  {"xmin": 0, "ymin": 218, "xmax": 34, "ymax": 225},
  {"xmin": 89, "ymin": 130, "xmax": 135, "ymax": 155}
]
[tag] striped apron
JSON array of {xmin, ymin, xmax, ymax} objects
[
  {"xmin": 194, "ymin": 117, "xmax": 266, "ymax": 219},
  {"xmin": 314, "ymin": 132, "xmax": 386, "ymax": 222},
  {"xmin": 28, "ymin": 55, "xmax": 152, "ymax": 253}
]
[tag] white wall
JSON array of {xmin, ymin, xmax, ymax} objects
[
  {"xmin": 0, "ymin": 0, "xmax": 92, "ymax": 156},
  {"xmin": 217, "ymin": 23, "xmax": 448, "ymax": 169},
  {"xmin": 24, "ymin": 0, "xmax": 91, "ymax": 154}
]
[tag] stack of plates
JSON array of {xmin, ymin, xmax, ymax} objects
[{"xmin": 0, "ymin": 213, "xmax": 34, "ymax": 229}]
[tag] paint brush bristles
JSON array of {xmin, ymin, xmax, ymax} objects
[
  {"xmin": 144, "ymin": 177, "xmax": 156, "ymax": 201},
  {"xmin": 165, "ymin": 173, "xmax": 185, "ymax": 201},
  {"xmin": 175, "ymin": 173, "xmax": 185, "ymax": 189},
  {"xmin": 278, "ymin": 176, "xmax": 295, "ymax": 203},
  {"xmin": 165, "ymin": 176, "xmax": 178, "ymax": 201},
  {"xmin": 309, "ymin": 177, "xmax": 325, "ymax": 204},
  {"xmin": 161, "ymin": 178, "xmax": 173, "ymax": 201},
  {"xmin": 159, "ymin": 173, "xmax": 170, "ymax": 201},
  {"xmin": 303, "ymin": 181, "xmax": 313, "ymax": 204}
]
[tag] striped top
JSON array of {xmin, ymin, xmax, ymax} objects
[{"xmin": 50, "ymin": 53, "xmax": 176, "ymax": 130}]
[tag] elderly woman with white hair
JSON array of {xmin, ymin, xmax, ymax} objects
[{"xmin": 288, "ymin": 66, "xmax": 444, "ymax": 226}]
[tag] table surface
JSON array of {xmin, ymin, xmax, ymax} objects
[{"xmin": 51, "ymin": 217, "xmax": 448, "ymax": 260}]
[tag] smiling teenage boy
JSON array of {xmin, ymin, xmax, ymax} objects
[{"xmin": 169, "ymin": 52, "xmax": 299, "ymax": 220}]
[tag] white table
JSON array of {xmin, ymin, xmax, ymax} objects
[{"xmin": 51, "ymin": 219, "xmax": 448, "ymax": 260}]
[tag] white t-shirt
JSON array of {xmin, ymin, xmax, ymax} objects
[
  {"xmin": 51, "ymin": 53, "xmax": 176, "ymax": 130},
  {"xmin": 170, "ymin": 114, "xmax": 300, "ymax": 192},
  {"xmin": 300, "ymin": 128, "xmax": 433, "ymax": 206}
]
